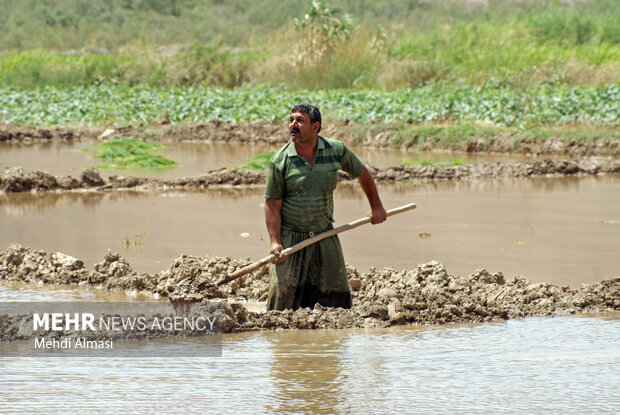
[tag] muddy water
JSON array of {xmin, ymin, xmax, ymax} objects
[
  {"xmin": 0, "ymin": 313, "xmax": 618, "ymax": 414},
  {"xmin": 0, "ymin": 280, "xmax": 158, "ymax": 302},
  {"xmin": 1, "ymin": 176, "xmax": 618, "ymax": 287},
  {"xmin": 0, "ymin": 140, "xmax": 536, "ymax": 179},
  {"xmin": 0, "ymin": 141, "xmax": 275, "ymax": 179}
]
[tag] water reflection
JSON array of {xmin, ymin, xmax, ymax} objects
[
  {"xmin": 0, "ymin": 188, "xmax": 262, "ymax": 215},
  {"xmin": 1, "ymin": 191, "xmax": 108, "ymax": 216},
  {"xmin": 0, "ymin": 280, "xmax": 159, "ymax": 301},
  {"xmin": 267, "ymin": 330, "xmax": 345, "ymax": 414}
]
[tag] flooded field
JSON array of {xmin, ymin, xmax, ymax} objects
[
  {"xmin": 1, "ymin": 138, "xmax": 618, "ymax": 413},
  {"xmin": 1, "ymin": 313, "xmax": 618, "ymax": 414},
  {"xmin": 1, "ymin": 175, "xmax": 618, "ymax": 287}
]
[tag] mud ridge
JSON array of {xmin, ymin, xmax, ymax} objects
[
  {"xmin": 2, "ymin": 157, "xmax": 619, "ymax": 194},
  {"xmin": 0, "ymin": 123, "xmax": 98, "ymax": 143},
  {"xmin": 0, "ymin": 166, "xmax": 265, "ymax": 193},
  {"xmin": 2, "ymin": 122, "xmax": 619, "ymax": 158},
  {"xmin": 1, "ymin": 244, "xmax": 618, "ymax": 334}
]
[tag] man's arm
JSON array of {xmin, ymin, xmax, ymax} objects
[
  {"xmin": 357, "ymin": 166, "xmax": 387, "ymax": 224},
  {"xmin": 264, "ymin": 199, "xmax": 287, "ymax": 263}
]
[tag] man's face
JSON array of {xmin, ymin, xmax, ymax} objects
[{"xmin": 289, "ymin": 111, "xmax": 319, "ymax": 144}]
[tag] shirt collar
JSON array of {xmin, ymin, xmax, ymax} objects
[{"xmin": 287, "ymin": 135, "xmax": 325, "ymax": 157}]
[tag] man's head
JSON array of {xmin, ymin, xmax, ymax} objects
[{"xmin": 289, "ymin": 104, "xmax": 321, "ymax": 144}]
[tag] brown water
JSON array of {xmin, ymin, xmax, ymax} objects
[
  {"xmin": 1, "ymin": 313, "xmax": 618, "ymax": 414},
  {"xmin": 0, "ymin": 280, "xmax": 159, "ymax": 302},
  {"xmin": 1, "ymin": 176, "xmax": 619, "ymax": 287},
  {"xmin": 0, "ymin": 140, "xmax": 536, "ymax": 179}
]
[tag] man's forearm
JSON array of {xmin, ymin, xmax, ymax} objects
[
  {"xmin": 264, "ymin": 199, "xmax": 283, "ymax": 245},
  {"xmin": 357, "ymin": 166, "xmax": 387, "ymax": 224},
  {"xmin": 358, "ymin": 166, "xmax": 383, "ymax": 207}
]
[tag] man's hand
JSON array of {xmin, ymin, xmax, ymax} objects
[
  {"xmin": 368, "ymin": 205, "xmax": 387, "ymax": 224},
  {"xmin": 270, "ymin": 241, "xmax": 288, "ymax": 264}
]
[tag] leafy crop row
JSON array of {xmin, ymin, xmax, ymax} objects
[{"xmin": 0, "ymin": 84, "xmax": 618, "ymax": 127}]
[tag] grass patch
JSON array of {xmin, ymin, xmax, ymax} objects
[
  {"xmin": 0, "ymin": 47, "xmax": 260, "ymax": 89},
  {"xmin": 0, "ymin": 1, "xmax": 618, "ymax": 89},
  {"xmin": 235, "ymin": 152, "xmax": 274, "ymax": 171},
  {"xmin": 91, "ymin": 138, "xmax": 178, "ymax": 169}
]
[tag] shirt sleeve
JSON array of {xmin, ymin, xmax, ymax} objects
[
  {"xmin": 340, "ymin": 144, "xmax": 365, "ymax": 178},
  {"xmin": 264, "ymin": 161, "xmax": 284, "ymax": 200}
]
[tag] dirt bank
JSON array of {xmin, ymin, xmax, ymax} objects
[
  {"xmin": 0, "ymin": 123, "xmax": 98, "ymax": 143},
  {"xmin": 2, "ymin": 157, "xmax": 619, "ymax": 194},
  {"xmin": 1, "ymin": 244, "xmax": 618, "ymax": 334},
  {"xmin": 0, "ymin": 166, "xmax": 265, "ymax": 193},
  {"xmin": 2, "ymin": 121, "xmax": 619, "ymax": 158}
]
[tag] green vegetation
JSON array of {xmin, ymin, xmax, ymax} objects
[
  {"xmin": 122, "ymin": 221, "xmax": 147, "ymax": 249},
  {"xmin": 0, "ymin": 46, "xmax": 259, "ymax": 89},
  {"xmin": 350, "ymin": 121, "xmax": 620, "ymax": 149},
  {"xmin": 1, "ymin": 84, "xmax": 617, "ymax": 127},
  {"xmin": 235, "ymin": 152, "xmax": 274, "ymax": 171},
  {"xmin": 402, "ymin": 159, "xmax": 465, "ymax": 167},
  {"xmin": 0, "ymin": 0, "xmax": 618, "ymax": 147},
  {"xmin": 91, "ymin": 138, "xmax": 178, "ymax": 169},
  {"xmin": 0, "ymin": 0, "xmax": 618, "ymax": 90}
]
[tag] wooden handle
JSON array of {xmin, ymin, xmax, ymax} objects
[{"xmin": 217, "ymin": 202, "xmax": 417, "ymax": 286}]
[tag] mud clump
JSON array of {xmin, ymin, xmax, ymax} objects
[
  {"xmin": 89, "ymin": 251, "xmax": 159, "ymax": 294},
  {"xmin": 1, "ymin": 166, "xmax": 103, "ymax": 192},
  {"xmin": 0, "ymin": 244, "xmax": 268, "ymax": 303},
  {"xmin": 0, "ymin": 244, "xmax": 88, "ymax": 284},
  {"xmin": 1, "ymin": 244, "xmax": 619, "ymax": 334},
  {"xmin": 80, "ymin": 168, "xmax": 105, "ymax": 187}
]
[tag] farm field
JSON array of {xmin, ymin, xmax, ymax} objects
[{"xmin": 1, "ymin": 1, "xmax": 619, "ymax": 414}]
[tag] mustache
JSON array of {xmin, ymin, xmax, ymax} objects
[{"xmin": 290, "ymin": 128, "xmax": 300, "ymax": 133}]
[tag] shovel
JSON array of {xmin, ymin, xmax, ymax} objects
[{"xmin": 217, "ymin": 202, "xmax": 417, "ymax": 286}]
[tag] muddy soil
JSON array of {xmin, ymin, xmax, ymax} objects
[
  {"xmin": 0, "ymin": 123, "xmax": 99, "ymax": 143},
  {"xmin": 2, "ymin": 157, "xmax": 619, "ymax": 194},
  {"xmin": 1, "ymin": 244, "xmax": 618, "ymax": 335},
  {"xmin": 2, "ymin": 122, "xmax": 619, "ymax": 158},
  {"xmin": 0, "ymin": 166, "xmax": 265, "ymax": 193}
]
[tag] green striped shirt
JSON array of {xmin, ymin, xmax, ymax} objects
[{"xmin": 265, "ymin": 136, "xmax": 365, "ymax": 232}]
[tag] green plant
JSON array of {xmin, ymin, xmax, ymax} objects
[
  {"xmin": 294, "ymin": 0, "xmax": 354, "ymax": 64},
  {"xmin": 235, "ymin": 151, "xmax": 275, "ymax": 170},
  {"xmin": 91, "ymin": 137, "xmax": 178, "ymax": 169},
  {"xmin": 122, "ymin": 221, "xmax": 147, "ymax": 248},
  {"xmin": 1, "ymin": 83, "xmax": 618, "ymax": 128},
  {"xmin": 402, "ymin": 159, "xmax": 465, "ymax": 167}
]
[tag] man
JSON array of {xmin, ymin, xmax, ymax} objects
[{"xmin": 264, "ymin": 104, "xmax": 387, "ymax": 311}]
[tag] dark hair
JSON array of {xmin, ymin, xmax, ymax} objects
[{"xmin": 291, "ymin": 104, "xmax": 321, "ymax": 133}]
